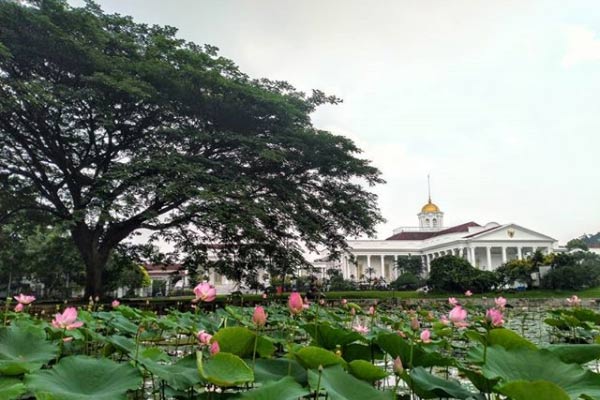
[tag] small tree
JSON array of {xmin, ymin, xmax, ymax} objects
[
  {"xmin": 428, "ymin": 255, "xmax": 495, "ymax": 293},
  {"xmin": 566, "ymin": 238, "xmax": 589, "ymax": 252},
  {"xmin": 395, "ymin": 255, "xmax": 423, "ymax": 276}
]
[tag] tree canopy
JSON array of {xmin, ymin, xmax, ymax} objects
[{"xmin": 0, "ymin": 0, "xmax": 383, "ymax": 296}]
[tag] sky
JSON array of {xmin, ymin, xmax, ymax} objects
[{"xmin": 72, "ymin": 0, "xmax": 600, "ymax": 243}]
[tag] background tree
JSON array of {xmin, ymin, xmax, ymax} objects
[
  {"xmin": 427, "ymin": 255, "xmax": 496, "ymax": 293},
  {"xmin": 394, "ymin": 255, "xmax": 423, "ymax": 276},
  {"xmin": 495, "ymin": 259, "xmax": 537, "ymax": 288},
  {"xmin": 0, "ymin": 0, "xmax": 383, "ymax": 297},
  {"xmin": 566, "ymin": 238, "xmax": 589, "ymax": 252}
]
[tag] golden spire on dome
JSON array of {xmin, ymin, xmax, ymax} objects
[{"xmin": 421, "ymin": 174, "xmax": 441, "ymax": 213}]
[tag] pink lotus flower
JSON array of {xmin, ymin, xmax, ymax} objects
[
  {"xmin": 303, "ymin": 297, "xmax": 310, "ymax": 309},
  {"xmin": 341, "ymin": 299, "xmax": 347, "ymax": 305},
  {"xmin": 494, "ymin": 297, "xmax": 507, "ymax": 309},
  {"xmin": 352, "ymin": 323, "xmax": 369, "ymax": 334},
  {"xmin": 197, "ymin": 330, "xmax": 213, "ymax": 345},
  {"xmin": 252, "ymin": 306, "xmax": 267, "ymax": 327},
  {"xmin": 448, "ymin": 297, "xmax": 458, "ymax": 306},
  {"xmin": 111, "ymin": 300, "xmax": 120, "ymax": 308},
  {"xmin": 14, "ymin": 303, "xmax": 24, "ymax": 312},
  {"xmin": 193, "ymin": 282, "xmax": 217, "ymax": 302},
  {"xmin": 393, "ymin": 356, "xmax": 404, "ymax": 375},
  {"xmin": 319, "ymin": 299, "xmax": 325, "ymax": 306},
  {"xmin": 465, "ymin": 290, "xmax": 473, "ymax": 297},
  {"xmin": 210, "ymin": 341, "xmax": 220, "ymax": 355},
  {"xmin": 440, "ymin": 315, "xmax": 450, "ymax": 325},
  {"xmin": 350, "ymin": 308, "xmax": 356, "ymax": 316},
  {"xmin": 486, "ymin": 308, "xmax": 504, "ymax": 327},
  {"xmin": 397, "ymin": 330, "xmax": 406, "ymax": 338},
  {"xmin": 420, "ymin": 329, "xmax": 431, "ymax": 343},
  {"xmin": 261, "ymin": 293, "xmax": 268, "ymax": 299},
  {"xmin": 288, "ymin": 292, "xmax": 304, "ymax": 315},
  {"xmin": 52, "ymin": 307, "xmax": 84, "ymax": 330},
  {"xmin": 566, "ymin": 295, "xmax": 581, "ymax": 306},
  {"xmin": 368, "ymin": 306, "xmax": 375, "ymax": 316},
  {"xmin": 410, "ymin": 317, "xmax": 420, "ymax": 331},
  {"xmin": 14, "ymin": 294, "xmax": 36, "ymax": 305},
  {"xmin": 449, "ymin": 306, "xmax": 468, "ymax": 327}
]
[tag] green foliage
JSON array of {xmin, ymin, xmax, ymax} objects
[
  {"xmin": 307, "ymin": 365, "xmax": 394, "ymax": 400},
  {"xmin": 566, "ymin": 238, "xmax": 589, "ymax": 251},
  {"xmin": 395, "ymin": 255, "xmax": 423, "ymax": 276},
  {"xmin": 495, "ymin": 259, "xmax": 537, "ymax": 288},
  {"xmin": 391, "ymin": 272, "xmax": 424, "ymax": 290},
  {"xmin": 0, "ymin": 0, "xmax": 383, "ymax": 297},
  {"xmin": 542, "ymin": 252, "xmax": 600, "ymax": 290},
  {"xmin": 196, "ymin": 352, "xmax": 254, "ymax": 387},
  {"xmin": 240, "ymin": 376, "xmax": 310, "ymax": 400},
  {"xmin": 0, "ymin": 326, "xmax": 57, "ymax": 375},
  {"xmin": 25, "ymin": 355, "xmax": 142, "ymax": 400},
  {"xmin": 427, "ymin": 255, "xmax": 495, "ymax": 293}
]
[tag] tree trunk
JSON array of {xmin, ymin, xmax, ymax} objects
[{"xmin": 70, "ymin": 223, "xmax": 110, "ymax": 299}]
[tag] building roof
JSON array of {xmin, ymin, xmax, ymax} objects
[
  {"xmin": 144, "ymin": 263, "xmax": 184, "ymax": 276},
  {"xmin": 386, "ymin": 222, "xmax": 481, "ymax": 241}
]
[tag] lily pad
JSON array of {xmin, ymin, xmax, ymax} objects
[
  {"xmin": 347, "ymin": 360, "xmax": 388, "ymax": 382},
  {"xmin": 498, "ymin": 380, "xmax": 570, "ymax": 400},
  {"xmin": 240, "ymin": 376, "xmax": 309, "ymax": 399},
  {"xmin": 25, "ymin": 355, "xmax": 142, "ymax": 399},
  {"xmin": 0, "ymin": 377, "xmax": 26, "ymax": 400},
  {"xmin": 197, "ymin": 351, "xmax": 254, "ymax": 387},
  {"xmin": 0, "ymin": 326, "xmax": 57, "ymax": 375},
  {"xmin": 294, "ymin": 346, "xmax": 346, "ymax": 370},
  {"xmin": 308, "ymin": 365, "xmax": 393, "ymax": 400}
]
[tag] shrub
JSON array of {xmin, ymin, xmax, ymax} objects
[
  {"xmin": 391, "ymin": 273, "xmax": 424, "ymax": 290},
  {"xmin": 427, "ymin": 255, "xmax": 495, "ymax": 293}
]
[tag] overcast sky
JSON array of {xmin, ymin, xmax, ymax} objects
[{"xmin": 73, "ymin": 0, "xmax": 600, "ymax": 243}]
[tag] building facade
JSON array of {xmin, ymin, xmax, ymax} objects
[{"xmin": 335, "ymin": 198, "xmax": 558, "ymax": 282}]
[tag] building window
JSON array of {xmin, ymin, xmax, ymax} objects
[
  {"xmin": 425, "ymin": 218, "xmax": 430, "ymax": 227},
  {"xmin": 432, "ymin": 218, "xmax": 437, "ymax": 227}
]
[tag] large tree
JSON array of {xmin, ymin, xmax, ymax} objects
[{"xmin": 0, "ymin": 0, "xmax": 383, "ymax": 297}]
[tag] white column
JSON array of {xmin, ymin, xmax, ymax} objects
[
  {"xmin": 486, "ymin": 246, "xmax": 492, "ymax": 270},
  {"xmin": 469, "ymin": 247, "xmax": 476, "ymax": 265},
  {"xmin": 501, "ymin": 246, "xmax": 507, "ymax": 264},
  {"xmin": 394, "ymin": 255, "xmax": 398, "ymax": 279},
  {"xmin": 380, "ymin": 255, "xmax": 385, "ymax": 279},
  {"xmin": 367, "ymin": 255, "xmax": 371, "ymax": 278},
  {"xmin": 546, "ymin": 246, "xmax": 551, "ymax": 255},
  {"xmin": 517, "ymin": 247, "xmax": 523, "ymax": 260}
]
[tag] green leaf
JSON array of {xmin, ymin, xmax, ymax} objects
[
  {"xmin": 25, "ymin": 355, "xmax": 142, "ymax": 400},
  {"xmin": 409, "ymin": 367, "xmax": 477, "ymax": 399},
  {"xmin": 253, "ymin": 358, "xmax": 307, "ymax": 384},
  {"xmin": 197, "ymin": 351, "xmax": 254, "ymax": 387},
  {"xmin": 487, "ymin": 329, "xmax": 537, "ymax": 351},
  {"xmin": 0, "ymin": 377, "xmax": 26, "ymax": 400},
  {"xmin": 347, "ymin": 360, "xmax": 388, "ymax": 382},
  {"xmin": 302, "ymin": 323, "xmax": 365, "ymax": 350},
  {"xmin": 294, "ymin": 346, "xmax": 346, "ymax": 370},
  {"xmin": 240, "ymin": 376, "xmax": 310, "ymax": 400},
  {"xmin": 543, "ymin": 344, "xmax": 600, "ymax": 365},
  {"xmin": 0, "ymin": 326, "xmax": 57, "ymax": 375},
  {"xmin": 308, "ymin": 365, "xmax": 393, "ymax": 400},
  {"xmin": 482, "ymin": 347, "xmax": 600, "ymax": 399},
  {"xmin": 376, "ymin": 333, "xmax": 453, "ymax": 368},
  {"xmin": 212, "ymin": 327, "xmax": 274, "ymax": 358},
  {"xmin": 498, "ymin": 380, "xmax": 570, "ymax": 400},
  {"xmin": 142, "ymin": 354, "xmax": 201, "ymax": 391}
]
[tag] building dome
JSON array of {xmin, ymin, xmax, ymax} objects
[{"xmin": 421, "ymin": 201, "xmax": 440, "ymax": 213}]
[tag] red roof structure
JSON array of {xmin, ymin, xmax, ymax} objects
[{"xmin": 386, "ymin": 222, "xmax": 481, "ymax": 241}]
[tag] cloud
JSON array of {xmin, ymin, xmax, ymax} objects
[{"xmin": 562, "ymin": 25, "xmax": 600, "ymax": 67}]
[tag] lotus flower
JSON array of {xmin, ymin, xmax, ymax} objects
[
  {"xmin": 210, "ymin": 341, "xmax": 220, "ymax": 355},
  {"xmin": 14, "ymin": 294, "xmax": 36, "ymax": 305},
  {"xmin": 14, "ymin": 303, "xmax": 24, "ymax": 312},
  {"xmin": 197, "ymin": 330, "xmax": 212, "ymax": 345},
  {"xmin": 252, "ymin": 306, "xmax": 267, "ymax": 327},
  {"xmin": 410, "ymin": 317, "xmax": 420, "ymax": 331},
  {"xmin": 368, "ymin": 306, "xmax": 375, "ymax": 316},
  {"xmin": 486, "ymin": 308, "xmax": 504, "ymax": 327},
  {"xmin": 566, "ymin": 295, "xmax": 581, "ymax": 306},
  {"xmin": 464, "ymin": 290, "xmax": 473, "ymax": 297},
  {"xmin": 261, "ymin": 293, "xmax": 268, "ymax": 299},
  {"xmin": 448, "ymin": 305, "xmax": 468, "ymax": 327},
  {"xmin": 288, "ymin": 292, "xmax": 304, "ymax": 315},
  {"xmin": 350, "ymin": 307, "xmax": 356, "ymax": 316},
  {"xmin": 52, "ymin": 307, "xmax": 83, "ymax": 330},
  {"xmin": 352, "ymin": 323, "xmax": 369, "ymax": 334},
  {"xmin": 448, "ymin": 297, "xmax": 458, "ymax": 306},
  {"xmin": 440, "ymin": 315, "xmax": 450, "ymax": 325},
  {"xmin": 193, "ymin": 282, "xmax": 216, "ymax": 302},
  {"xmin": 494, "ymin": 297, "xmax": 507, "ymax": 309},
  {"xmin": 111, "ymin": 300, "xmax": 120, "ymax": 308},
  {"xmin": 393, "ymin": 356, "xmax": 404, "ymax": 375},
  {"xmin": 341, "ymin": 299, "xmax": 347, "ymax": 305},
  {"xmin": 420, "ymin": 329, "xmax": 431, "ymax": 343}
]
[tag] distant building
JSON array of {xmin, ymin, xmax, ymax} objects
[{"xmin": 335, "ymin": 196, "xmax": 558, "ymax": 282}]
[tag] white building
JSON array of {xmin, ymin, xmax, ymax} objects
[{"xmin": 336, "ymin": 197, "xmax": 558, "ymax": 281}]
